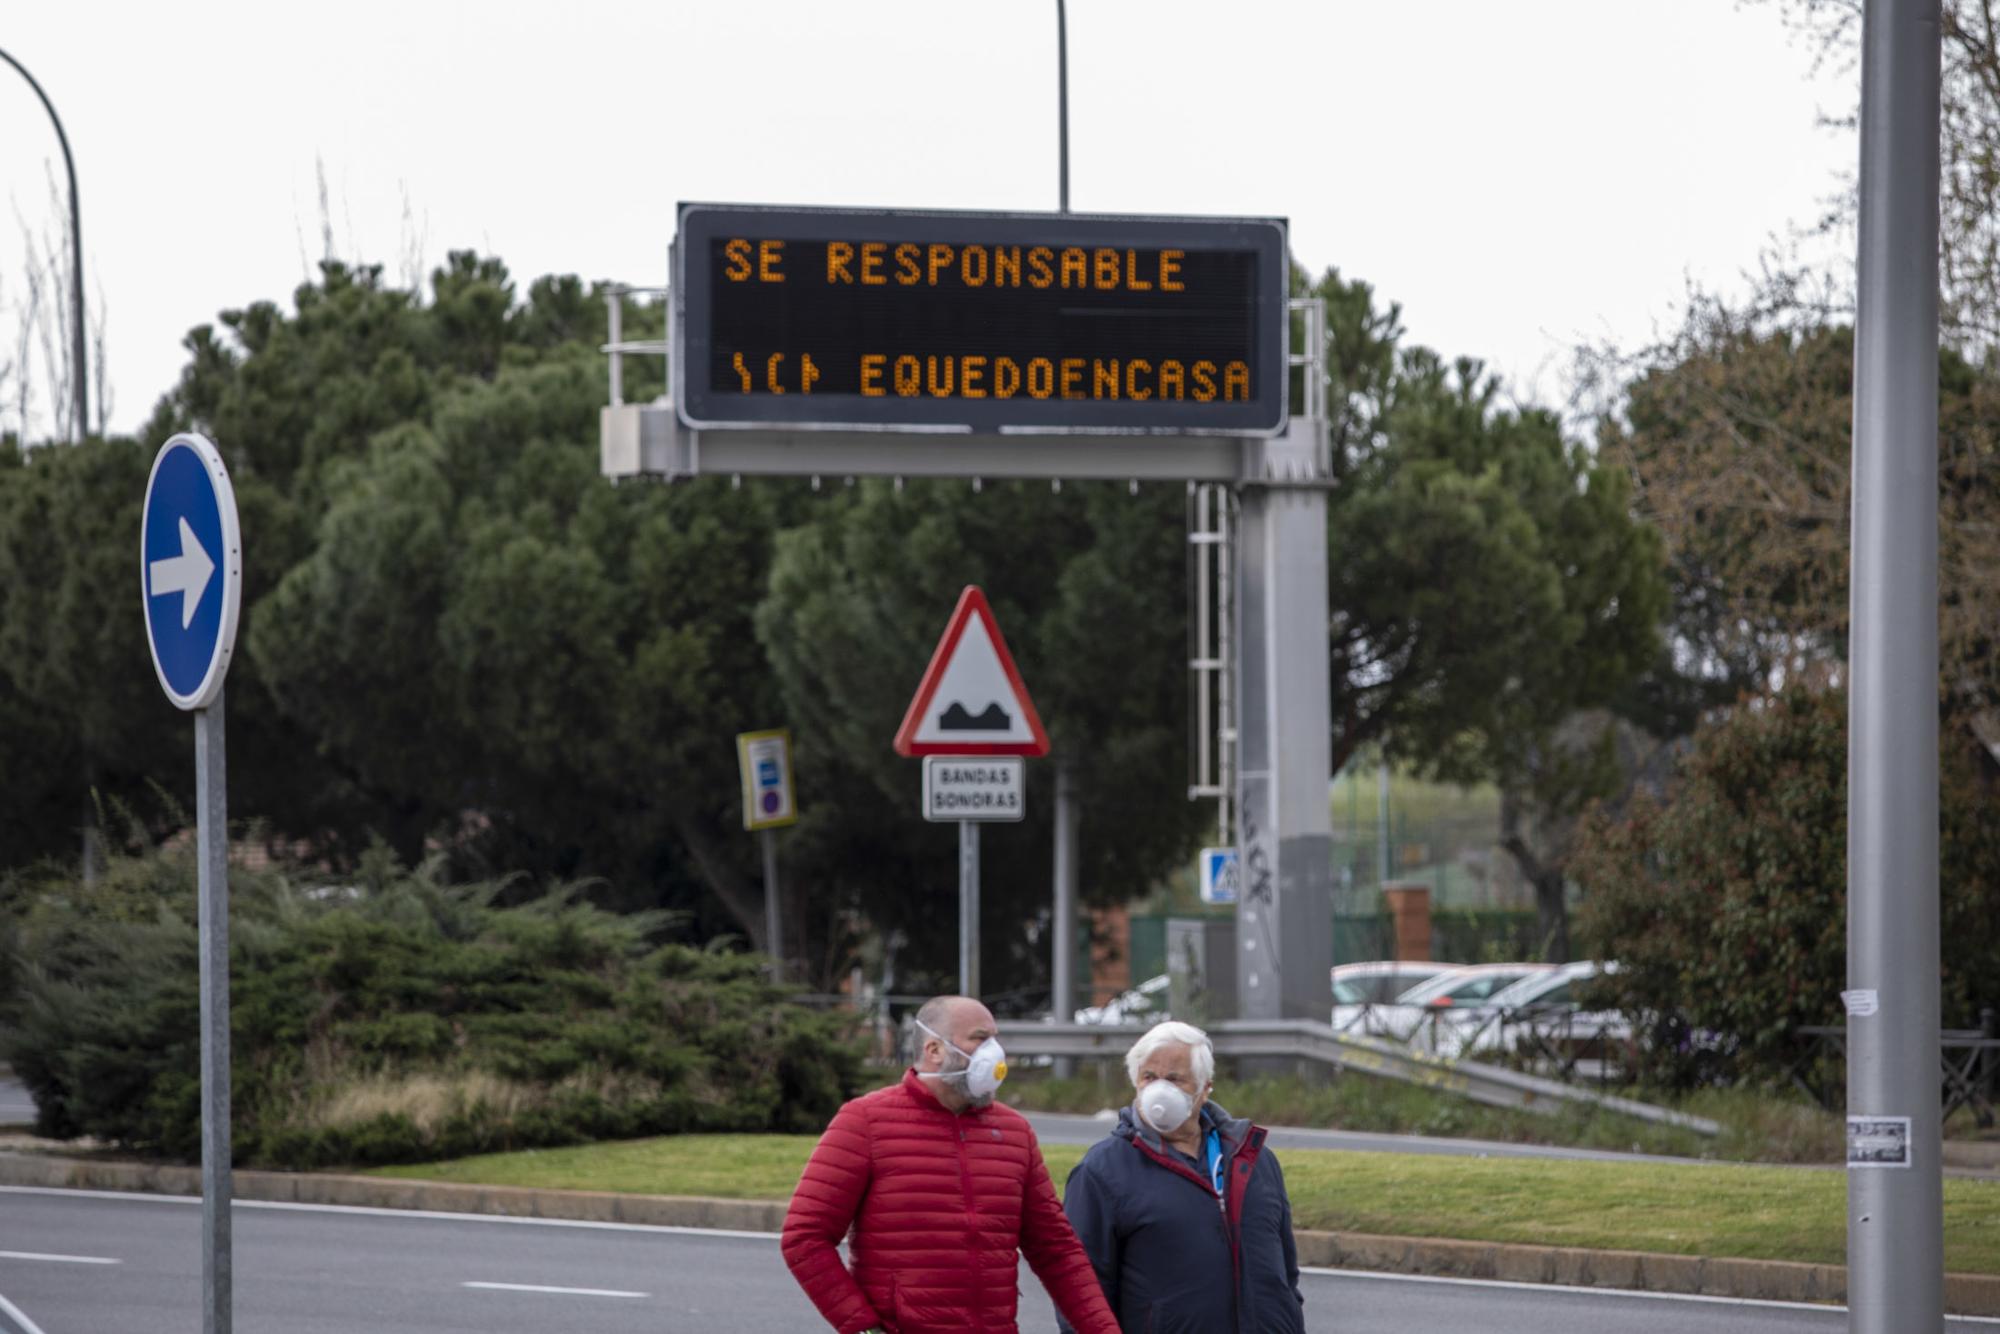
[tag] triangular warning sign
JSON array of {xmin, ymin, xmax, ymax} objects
[{"xmin": 894, "ymin": 586, "xmax": 1050, "ymax": 758}]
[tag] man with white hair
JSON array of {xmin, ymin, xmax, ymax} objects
[{"xmin": 1058, "ymin": 1020, "xmax": 1304, "ymax": 1333}]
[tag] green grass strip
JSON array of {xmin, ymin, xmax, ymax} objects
[{"xmin": 370, "ymin": 1133, "xmax": 2000, "ymax": 1273}]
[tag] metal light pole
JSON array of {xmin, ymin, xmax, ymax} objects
[
  {"xmin": 1049, "ymin": 0, "xmax": 1077, "ymax": 1050},
  {"xmin": 1846, "ymin": 0, "xmax": 1943, "ymax": 1327},
  {"xmin": 0, "ymin": 47, "xmax": 87, "ymax": 442},
  {"xmin": 1056, "ymin": 0, "xmax": 1070, "ymax": 213}
]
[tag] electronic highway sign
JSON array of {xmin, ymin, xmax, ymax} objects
[{"xmin": 675, "ymin": 203, "xmax": 1288, "ymax": 436}]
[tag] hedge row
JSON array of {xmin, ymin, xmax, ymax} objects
[{"xmin": 2, "ymin": 849, "xmax": 865, "ymax": 1168}]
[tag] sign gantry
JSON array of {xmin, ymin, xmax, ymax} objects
[
  {"xmin": 600, "ymin": 200, "xmax": 1334, "ymax": 1050},
  {"xmin": 601, "ymin": 203, "xmax": 1314, "ymax": 484}
]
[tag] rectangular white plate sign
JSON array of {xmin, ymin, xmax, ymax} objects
[
  {"xmin": 922, "ymin": 756, "xmax": 1026, "ymax": 822},
  {"xmin": 1847, "ymin": 1115, "xmax": 1913, "ymax": 1168}
]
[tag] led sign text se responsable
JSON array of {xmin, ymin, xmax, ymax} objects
[{"xmin": 675, "ymin": 205, "xmax": 1288, "ymax": 435}]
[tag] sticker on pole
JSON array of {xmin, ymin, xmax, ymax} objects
[
  {"xmin": 1847, "ymin": 1115, "xmax": 1912, "ymax": 1168},
  {"xmin": 737, "ymin": 729, "xmax": 798, "ymax": 830},
  {"xmin": 894, "ymin": 586, "xmax": 1049, "ymax": 757},
  {"xmin": 923, "ymin": 756, "xmax": 1025, "ymax": 822},
  {"xmin": 1198, "ymin": 847, "xmax": 1239, "ymax": 905},
  {"xmin": 141, "ymin": 432, "xmax": 241, "ymax": 711}
]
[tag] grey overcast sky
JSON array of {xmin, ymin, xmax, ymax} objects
[{"xmin": 2, "ymin": 0, "xmax": 1851, "ymax": 439}]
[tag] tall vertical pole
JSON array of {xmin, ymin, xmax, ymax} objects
[
  {"xmin": 605, "ymin": 286, "xmax": 624, "ymax": 408},
  {"xmin": 1050, "ymin": 0, "xmax": 1076, "ymax": 1037},
  {"xmin": 1055, "ymin": 0, "xmax": 1070, "ymax": 213},
  {"xmin": 960, "ymin": 821, "xmax": 981, "ymax": 996},
  {"xmin": 1234, "ymin": 419, "xmax": 1334, "ymax": 1026},
  {"xmin": 0, "ymin": 47, "xmax": 86, "ymax": 441},
  {"xmin": 761, "ymin": 827, "xmax": 783, "ymax": 982},
  {"xmin": 1848, "ymin": 0, "xmax": 1942, "ymax": 1327},
  {"xmin": 1052, "ymin": 763, "xmax": 1078, "ymax": 1067},
  {"xmin": 1376, "ymin": 758, "xmax": 1391, "ymax": 888},
  {"xmin": 195, "ymin": 692, "xmax": 231, "ymax": 1334}
]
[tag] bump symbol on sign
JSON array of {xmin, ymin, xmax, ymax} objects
[{"xmin": 940, "ymin": 702, "xmax": 1011, "ymax": 732}]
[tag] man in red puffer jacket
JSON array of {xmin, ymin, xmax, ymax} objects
[{"xmin": 782, "ymin": 994, "xmax": 1120, "ymax": 1334}]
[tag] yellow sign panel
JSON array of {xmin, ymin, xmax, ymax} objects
[{"xmin": 736, "ymin": 729, "xmax": 798, "ymax": 831}]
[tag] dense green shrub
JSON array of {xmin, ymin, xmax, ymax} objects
[
  {"xmin": 2, "ymin": 850, "xmax": 865, "ymax": 1167},
  {"xmin": 1572, "ymin": 686, "xmax": 2000, "ymax": 1088}
]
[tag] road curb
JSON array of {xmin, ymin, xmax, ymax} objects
[
  {"xmin": 0, "ymin": 1151, "xmax": 788, "ymax": 1233},
  {"xmin": 6, "ymin": 1150, "xmax": 1998, "ymax": 1316}
]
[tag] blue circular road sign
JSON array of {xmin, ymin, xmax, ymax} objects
[{"xmin": 141, "ymin": 433, "xmax": 241, "ymax": 710}]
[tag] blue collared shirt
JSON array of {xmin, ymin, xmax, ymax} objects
[{"xmin": 1203, "ymin": 1126, "xmax": 1225, "ymax": 1195}]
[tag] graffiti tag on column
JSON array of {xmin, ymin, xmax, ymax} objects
[{"xmin": 1240, "ymin": 798, "xmax": 1276, "ymax": 907}]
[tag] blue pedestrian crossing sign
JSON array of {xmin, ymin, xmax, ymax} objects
[
  {"xmin": 1199, "ymin": 846, "xmax": 1239, "ymax": 905},
  {"xmin": 141, "ymin": 433, "xmax": 242, "ymax": 710}
]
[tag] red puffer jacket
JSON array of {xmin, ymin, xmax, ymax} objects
[{"xmin": 782, "ymin": 1070, "xmax": 1120, "ymax": 1334}]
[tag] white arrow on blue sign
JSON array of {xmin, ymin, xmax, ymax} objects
[{"xmin": 141, "ymin": 433, "xmax": 242, "ymax": 710}]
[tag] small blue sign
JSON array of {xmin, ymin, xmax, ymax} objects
[
  {"xmin": 1199, "ymin": 846, "xmax": 1239, "ymax": 905},
  {"xmin": 141, "ymin": 434, "xmax": 241, "ymax": 710}
]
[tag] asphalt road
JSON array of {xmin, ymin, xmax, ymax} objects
[{"xmin": 4, "ymin": 1187, "xmax": 1995, "ymax": 1334}]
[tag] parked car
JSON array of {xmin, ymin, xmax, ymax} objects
[
  {"xmin": 1074, "ymin": 973, "xmax": 1170, "ymax": 1026},
  {"xmin": 1360, "ymin": 962, "xmax": 1558, "ymax": 1045},
  {"xmin": 1330, "ymin": 961, "xmax": 1453, "ymax": 1033},
  {"xmin": 1418, "ymin": 960, "xmax": 1630, "ymax": 1063}
]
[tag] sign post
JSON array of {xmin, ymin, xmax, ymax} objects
[
  {"xmin": 141, "ymin": 432, "xmax": 242, "ymax": 1334},
  {"xmin": 896, "ymin": 588, "xmax": 1049, "ymax": 996},
  {"xmin": 923, "ymin": 757, "xmax": 1026, "ymax": 998},
  {"xmin": 736, "ymin": 729, "xmax": 798, "ymax": 978}
]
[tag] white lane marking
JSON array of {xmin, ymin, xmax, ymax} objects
[
  {"xmin": 15, "ymin": 1185, "xmax": 1997, "ymax": 1325},
  {"xmin": 0, "ymin": 1291, "xmax": 50, "ymax": 1334},
  {"xmin": 0, "ymin": 1252, "xmax": 119, "ymax": 1266},
  {"xmin": 1304, "ymin": 1266, "xmax": 2000, "ymax": 1324},
  {"xmin": 463, "ymin": 1281, "xmax": 648, "ymax": 1299}
]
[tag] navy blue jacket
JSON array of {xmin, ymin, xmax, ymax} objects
[{"xmin": 1058, "ymin": 1102, "xmax": 1304, "ymax": 1334}]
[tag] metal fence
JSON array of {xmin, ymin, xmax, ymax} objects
[
  {"xmin": 1793, "ymin": 1020, "xmax": 2000, "ymax": 1127},
  {"xmin": 1002, "ymin": 1020, "xmax": 1719, "ymax": 1136}
]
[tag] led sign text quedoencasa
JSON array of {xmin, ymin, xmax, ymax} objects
[{"xmin": 675, "ymin": 204, "xmax": 1288, "ymax": 435}]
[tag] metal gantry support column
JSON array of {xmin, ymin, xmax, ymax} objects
[
  {"xmin": 1234, "ymin": 417, "xmax": 1334, "ymax": 1023},
  {"xmin": 1847, "ymin": 0, "xmax": 1944, "ymax": 1326},
  {"xmin": 1052, "ymin": 761, "xmax": 1078, "ymax": 1069}
]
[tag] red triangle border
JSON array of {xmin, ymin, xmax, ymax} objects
[{"xmin": 893, "ymin": 585, "xmax": 1051, "ymax": 758}]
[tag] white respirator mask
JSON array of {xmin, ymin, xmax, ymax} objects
[
  {"xmin": 1136, "ymin": 1079, "xmax": 1196, "ymax": 1135},
  {"xmin": 915, "ymin": 1019, "xmax": 1008, "ymax": 1099}
]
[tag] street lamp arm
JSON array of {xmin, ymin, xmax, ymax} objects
[{"xmin": 0, "ymin": 46, "xmax": 88, "ymax": 442}]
